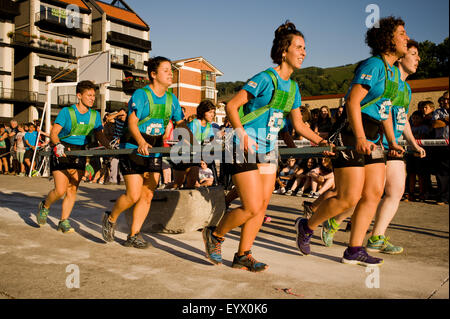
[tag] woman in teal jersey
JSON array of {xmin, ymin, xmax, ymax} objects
[
  {"xmin": 102, "ymin": 57, "xmax": 186, "ymax": 248},
  {"xmin": 36, "ymin": 81, "xmax": 109, "ymax": 233},
  {"xmin": 202, "ymin": 21, "xmax": 331, "ymax": 272},
  {"xmin": 367, "ymin": 39, "xmax": 426, "ymax": 253},
  {"xmin": 172, "ymin": 99, "xmax": 216, "ymax": 189},
  {"xmin": 295, "ymin": 16, "xmax": 408, "ymax": 267},
  {"xmin": 319, "ymin": 40, "xmax": 426, "ymax": 250}
]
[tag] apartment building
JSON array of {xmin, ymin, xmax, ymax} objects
[
  {"xmin": 0, "ymin": 0, "xmax": 20, "ymax": 119},
  {"xmin": 171, "ymin": 57, "xmax": 223, "ymax": 118},
  {"xmin": 87, "ymin": 0, "xmax": 150, "ymax": 113},
  {"xmin": 0, "ymin": 0, "xmax": 150, "ymax": 122}
]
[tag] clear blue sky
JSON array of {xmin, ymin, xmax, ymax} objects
[{"xmin": 127, "ymin": 0, "xmax": 449, "ymax": 82}]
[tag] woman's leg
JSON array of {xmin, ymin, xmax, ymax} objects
[
  {"xmin": 348, "ymin": 163, "xmax": 385, "ymax": 247},
  {"xmin": 185, "ymin": 166, "xmax": 200, "ymax": 189},
  {"xmin": 371, "ymin": 160, "xmax": 405, "ymax": 237},
  {"xmin": 109, "ymin": 174, "xmax": 144, "ymax": 223},
  {"xmin": 129, "ymin": 172, "xmax": 159, "ymax": 236},
  {"xmin": 317, "ymin": 176, "xmax": 334, "ymax": 195},
  {"xmin": 237, "ymin": 163, "xmax": 277, "ymax": 255},
  {"xmin": 308, "ymin": 167, "xmax": 365, "ymax": 230}
]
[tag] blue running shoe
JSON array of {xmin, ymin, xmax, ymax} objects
[
  {"xmin": 202, "ymin": 226, "xmax": 224, "ymax": 265},
  {"xmin": 294, "ymin": 218, "xmax": 313, "ymax": 255},
  {"xmin": 232, "ymin": 250, "xmax": 268, "ymax": 272}
]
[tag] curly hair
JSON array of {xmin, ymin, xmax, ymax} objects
[
  {"xmin": 365, "ymin": 16, "xmax": 405, "ymax": 56},
  {"xmin": 196, "ymin": 99, "xmax": 216, "ymax": 120},
  {"xmin": 271, "ymin": 20, "xmax": 304, "ymax": 65},
  {"xmin": 76, "ymin": 80, "xmax": 97, "ymax": 94}
]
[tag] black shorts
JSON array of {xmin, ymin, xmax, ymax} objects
[
  {"xmin": 223, "ymin": 147, "xmax": 278, "ymax": 176},
  {"xmin": 50, "ymin": 143, "xmax": 87, "ymax": 172},
  {"xmin": 330, "ymin": 120, "xmax": 386, "ymax": 168},
  {"xmin": 119, "ymin": 153, "xmax": 162, "ymax": 175},
  {"xmin": 0, "ymin": 148, "xmax": 8, "ymax": 156},
  {"xmin": 24, "ymin": 149, "xmax": 34, "ymax": 160}
]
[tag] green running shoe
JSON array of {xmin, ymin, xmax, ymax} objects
[
  {"xmin": 320, "ymin": 218, "xmax": 340, "ymax": 247},
  {"xmin": 37, "ymin": 200, "xmax": 49, "ymax": 226},
  {"xmin": 57, "ymin": 219, "xmax": 75, "ymax": 233},
  {"xmin": 366, "ymin": 235, "xmax": 403, "ymax": 254}
]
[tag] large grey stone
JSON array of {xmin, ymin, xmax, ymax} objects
[{"xmin": 124, "ymin": 186, "xmax": 226, "ymax": 234}]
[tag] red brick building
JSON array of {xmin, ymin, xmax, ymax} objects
[{"xmin": 171, "ymin": 57, "xmax": 223, "ymax": 117}]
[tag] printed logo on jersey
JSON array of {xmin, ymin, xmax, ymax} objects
[
  {"xmin": 360, "ymin": 74, "xmax": 373, "ymax": 81},
  {"xmin": 247, "ymin": 81, "xmax": 258, "ymax": 89}
]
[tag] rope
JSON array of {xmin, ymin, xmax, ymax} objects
[
  {"xmin": 274, "ymin": 287, "xmax": 304, "ymax": 298},
  {"xmin": 277, "ymin": 139, "xmax": 449, "ymax": 147}
]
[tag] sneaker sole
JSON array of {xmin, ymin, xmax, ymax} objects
[
  {"xmin": 231, "ymin": 264, "xmax": 269, "ymax": 273},
  {"xmin": 294, "ymin": 218, "xmax": 309, "ymax": 256},
  {"xmin": 57, "ymin": 228, "xmax": 74, "ymax": 233},
  {"xmin": 341, "ymin": 257, "xmax": 384, "ymax": 267},
  {"xmin": 366, "ymin": 247, "xmax": 382, "ymax": 253},
  {"xmin": 202, "ymin": 228, "xmax": 222, "ymax": 265}
]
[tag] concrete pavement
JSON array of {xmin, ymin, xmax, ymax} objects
[{"xmin": 0, "ymin": 174, "xmax": 448, "ymax": 299}]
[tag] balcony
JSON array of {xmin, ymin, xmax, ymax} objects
[
  {"xmin": 111, "ymin": 54, "xmax": 145, "ymax": 71},
  {"xmin": 35, "ymin": 65, "xmax": 77, "ymax": 82},
  {"xmin": 10, "ymin": 32, "xmax": 76, "ymax": 59},
  {"xmin": 0, "ymin": 88, "xmax": 39, "ymax": 103},
  {"xmin": 58, "ymin": 94, "xmax": 77, "ymax": 107},
  {"xmin": 107, "ymin": 31, "xmax": 151, "ymax": 52},
  {"xmin": 0, "ymin": 0, "xmax": 19, "ymax": 19},
  {"xmin": 35, "ymin": 11, "xmax": 91, "ymax": 38},
  {"xmin": 122, "ymin": 77, "xmax": 150, "ymax": 94}
]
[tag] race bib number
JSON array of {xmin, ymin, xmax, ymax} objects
[
  {"xmin": 267, "ymin": 112, "xmax": 284, "ymax": 140},
  {"xmin": 396, "ymin": 108, "xmax": 407, "ymax": 132},
  {"xmin": 146, "ymin": 122, "xmax": 163, "ymax": 135},
  {"xmin": 379, "ymin": 100, "xmax": 392, "ymax": 121}
]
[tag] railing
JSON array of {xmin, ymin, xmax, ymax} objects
[
  {"xmin": 35, "ymin": 65, "xmax": 77, "ymax": 82},
  {"xmin": 122, "ymin": 77, "xmax": 150, "ymax": 93},
  {"xmin": 107, "ymin": 31, "xmax": 151, "ymax": 52},
  {"xmin": 35, "ymin": 11, "xmax": 91, "ymax": 35},
  {"xmin": 0, "ymin": 0, "xmax": 20, "ymax": 18},
  {"xmin": 111, "ymin": 54, "xmax": 145, "ymax": 70},
  {"xmin": 0, "ymin": 88, "xmax": 39, "ymax": 103},
  {"xmin": 58, "ymin": 94, "xmax": 77, "ymax": 106},
  {"xmin": 12, "ymin": 32, "xmax": 76, "ymax": 57}
]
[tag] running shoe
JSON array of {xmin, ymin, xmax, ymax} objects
[
  {"xmin": 294, "ymin": 218, "xmax": 313, "ymax": 255},
  {"xmin": 231, "ymin": 250, "xmax": 268, "ymax": 272},
  {"xmin": 320, "ymin": 218, "xmax": 340, "ymax": 247},
  {"xmin": 57, "ymin": 219, "xmax": 74, "ymax": 233},
  {"xmin": 202, "ymin": 226, "xmax": 224, "ymax": 265},
  {"xmin": 366, "ymin": 235, "xmax": 403, "ymax": 254},
  {"xmin": 102, "ymin": 211, "xmax": 116, "ymax": 242},
  {"xmin": 285, "ymin": 189, "xmax": 293, "ymax": 196},
  {"xmin": 296, "ymin": 190, "xmax": 304, "ymax": 197},
  {"xmin": 124, "ymin": 233, "xmax": 149, "ymax": 249},
  {"xmin": 36, "ymin": 200, "xmax": 49, "ymax": 226},
  {"xmin": 341, "ymin": 247, "xmax": 383, "ymax": 267},
  {"xmin": 302, "ymin": 201, "xmax": 314, "ymax": 219}
]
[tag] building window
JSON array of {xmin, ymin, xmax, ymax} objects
[{"xmin": 201, "ymin": 71, "xmax": 215, "ymax": 88}]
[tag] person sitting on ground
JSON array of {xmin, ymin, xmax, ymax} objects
[
  {"xmin": 196, "ymin": 160, "xmax": 214, "ymax": 187},
  {"xmin": 273, "ymin": 157, "xmax": 298, "ymax": 194},
  {"xmin": 284, "ymin": 157, "xmax": 317, "ymax": 196}
]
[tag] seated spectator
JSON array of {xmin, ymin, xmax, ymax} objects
[
  {"xmin": 284, "ymin": 157, "xmax": 318, "ymax": 196},
  {"xmin": 273, "ymin": 157, "xmax": 299, "ymax": 194},
  {"xmin": 305, "ymin": 157, "xmax": 335, "ymax": 199},
  {"xmin": 196, "ymin": 160, "xmax": 214, "ymax": 187}
]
